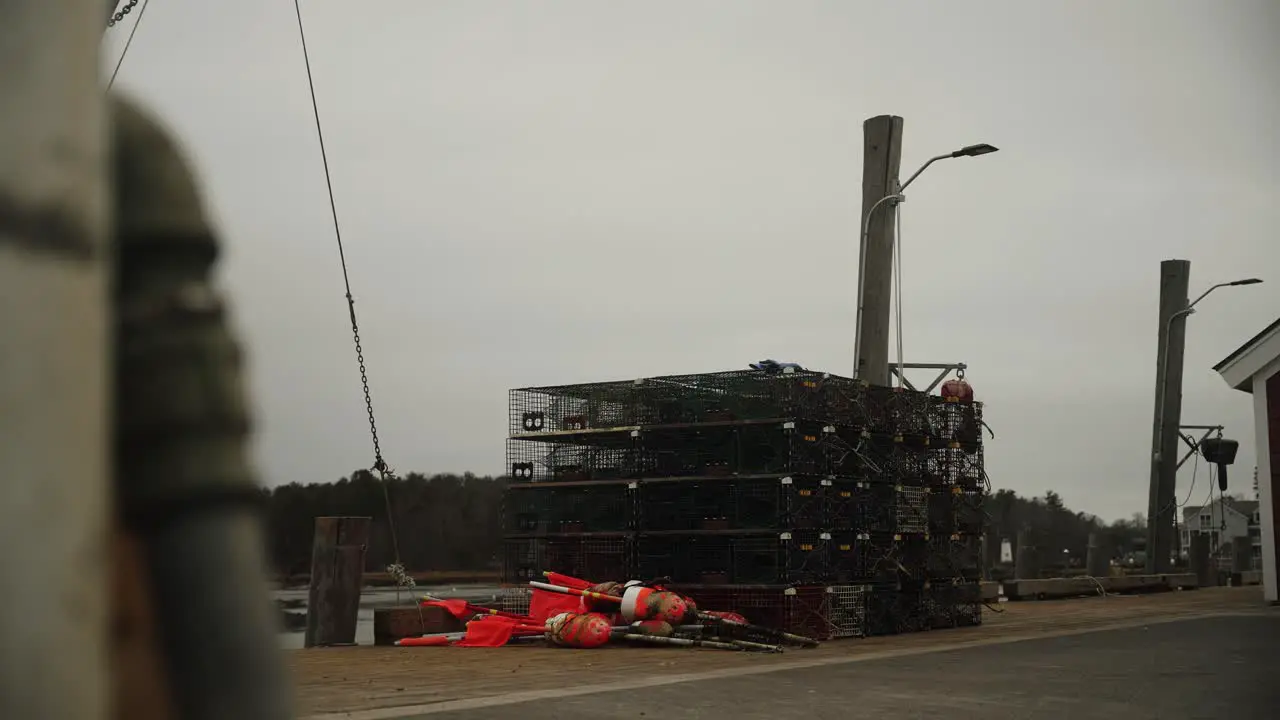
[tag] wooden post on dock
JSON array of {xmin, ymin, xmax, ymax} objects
[
  {"xmin": 1015, "ymin": 529, "xmax": 1039, "ymax": 579},
  {"xmin": 1189, "ymin": 532, "xmax": 1213, "ymax": 588},
  {"xmin": 305, "ymin": 516, "xmax": 372, "ymax": 648},
  {"xmin": 1086, "ymin": 532, "xmax": 1111, "ymax": 578},
  {"xmin": 1231, "ymin": 536, "xmax": 1253, "ymax": 585}
]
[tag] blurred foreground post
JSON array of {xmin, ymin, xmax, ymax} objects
[
  {"xmin": 0, "ymin": 2, "xmax": 111, "ymax": 719},
  {"xmin": 305, "ymin": 516, "xmax": 372, "ymax": 647}
]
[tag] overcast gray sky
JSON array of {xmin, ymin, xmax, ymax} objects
[{"xmin": 106, "ymin": 0, "xmax": 1278, "ymax": 522}]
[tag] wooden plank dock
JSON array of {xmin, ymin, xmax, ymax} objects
[{"xmin": 288, "ymin": 586, "xmax": 1265, "ymax": 718}]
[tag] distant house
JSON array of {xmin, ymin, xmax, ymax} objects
[{"xmin": 1180, "ymin": 496, "xmax": 1261, "ymax": 568}]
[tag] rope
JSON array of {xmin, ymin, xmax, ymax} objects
[
  {"xmin": 292, "ymin": 0, "xmax": 412, "ymax": 603},
  {"xmin": 106, "ymin": 0, "xmax": 150, "ymax": 90}
]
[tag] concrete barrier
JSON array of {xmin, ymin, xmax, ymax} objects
[{"xmin": 1001, "ymin": 573, "xmax": 1198, "ymax": 601}]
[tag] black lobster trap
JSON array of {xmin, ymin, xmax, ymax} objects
[
  {"xmin": 635, "ymin": 531, "xmax": 830, "ymax": 585},
  {"xmin": 501, "ymin": 534, "xmax": 632, "ymax": 584},
  {"xmin": 502, "ymin": 480, "xmax": 634, "ymax": 535},
  {"xmin": 635, "ymin": 475, "xmax": 826, "ymax": 532}
]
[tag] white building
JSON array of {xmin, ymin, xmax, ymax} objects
[
  {"xmin": 1179, "ymin": 496, "xmax": 1260, "ymax": 566},
  {"xmin": 1213, "ymin": 316, "xmax": 1280, "ymax": 603}
]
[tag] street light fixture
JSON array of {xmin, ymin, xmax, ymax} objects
[
  {"xmin": 853, "ymin": 142, "xmax": 1000, "ymax": 379},
  {"xmin": 1154, "ymin": 276, "xmax": 1265, "ymax": 461}
]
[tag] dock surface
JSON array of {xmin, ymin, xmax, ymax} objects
[{"xmin": 290, "ymin": 587, "xmax": 1274, "ymax": 719}]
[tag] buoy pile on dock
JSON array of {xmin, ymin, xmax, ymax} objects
[{"xmin": 396, "ymin": 571, "xmax": 818, "ymax": 652}]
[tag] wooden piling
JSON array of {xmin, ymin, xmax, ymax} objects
[
  {"xmin": 1189, "ymin": 532, "xmax": 1213, "ymax": 588},
  {"xmin": 1015, "ymin": 530, "xmax": 1039, "ymax": 579},
  {"xmin": 305, "ymin": 517, "xmax": 372, "ymax": 648},
  {"xmin": 1086, "ymin": 532, "xmax": 1111, "ymax": 577}
]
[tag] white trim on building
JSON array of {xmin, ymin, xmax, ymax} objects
[{"xmin": 1214, "ymin": 317, "xmax": 1280, "ymax": 604}]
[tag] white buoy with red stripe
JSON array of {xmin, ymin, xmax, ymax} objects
[{"xmin": 620, "ymin": 585, "xmax": 688, "ymax": 624}]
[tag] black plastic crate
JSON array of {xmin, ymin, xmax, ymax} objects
[
  {"xmin": 636, "ymin": 475, "xmax": 826, "ymax": 532},
  {"xmin": 502, "ymin": 481, "xmax": 634, "ymax": 534},
  {"xmin": 674, "ymin": 584, "xmax": 830, "ymax": 642},
  {"xmin": 501, "ymin": 534, "xmax": 632, "ymax": 584},
  {"xmin": 635, "ymin": 531, "xmax": 830, "ymax": 585}
]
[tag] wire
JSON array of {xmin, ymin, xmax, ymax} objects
[
  {"xmin": 106, "ymin": 0, "xmax": 150, "ymax": 90},
  {"xmin": 891, "ymin": 202, "xmax": 905, "ymax": 388},
  {"xmin": 292, "ymin": 0, "xmax": 412, "ymax": 603}
]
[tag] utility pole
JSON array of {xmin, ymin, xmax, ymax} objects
[
  {"xmin": 854, "ymin": 115, "xmax": 904, "ymax": 386},
  {"xmin": 1146, "ymin": 259, "xmax": 1191, "ymax": 574},
  {"xmin": 0, "ymin": 2, "xmax": 111, "ymax": 718}
]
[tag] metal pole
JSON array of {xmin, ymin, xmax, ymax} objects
[
  {"xmin": 0, "ymin": 2, "xmax": 110, "ymax": 718},
  {"xmin": 1146, "ymin": 260, "xmax": 1190, "ymax": 574}
]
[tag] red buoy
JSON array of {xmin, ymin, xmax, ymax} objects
[{"xmin": 939, "ymin": 377, "xmax": 974, "ymax": 403}]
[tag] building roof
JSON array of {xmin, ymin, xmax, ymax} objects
[{"xmin": 1214, "ymin": 316, "xmax": 1280, "ymax": 392}]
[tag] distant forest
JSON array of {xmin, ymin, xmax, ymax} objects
[{"xmin": 261, "ymin": 471, "xmax": 1153, "ymax": 579}]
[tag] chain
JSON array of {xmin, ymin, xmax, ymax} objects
[
  {"xmin": 347, "ymin": 298, "xmax": 385, "ymax": 473},
  {"xmin": 108, "ymin": 0, "xmax": 138, "ymax": 27}
]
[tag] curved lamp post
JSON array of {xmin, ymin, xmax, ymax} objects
[{"xmin": 852, "ymin": 143, "xmax": 1000, "ymax": 379}]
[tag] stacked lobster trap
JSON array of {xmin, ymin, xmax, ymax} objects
[{"xmin": 501, "ymin": 367, "xmax": 987, "ymax": 640}]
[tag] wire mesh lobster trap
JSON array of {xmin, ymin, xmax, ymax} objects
[
  {"xmin": 925, "ymin": 533, "xmax": 984, "ymax": 582},
  {"xmin": 894, "ymin": 486, "xmax": 930, "ymax": 535},
  {"xmin": 924, "ymin": 581, "xmax": 983, "ymax": 629},
  {"xmin": 677, "ymin": 584, "xmax": 831, "ymax": 641},
  {"xmin": 635, "ymin": 531, "xmax": 831, "ymax": 585},
  {"xmin": 502, "ymin": 481, "xmax": 635, "ymax": 535},
  {"xmin": 932, "ymin": 399, "xmax": 984, "ymax": 447},
  {"xmin": 506, "ymin": 439, "xmax": 642, "ymax": 483},
  {"xmin": 501, "ymin": 534, "xmax": 632, "ymax": 584},
  {"xmin": 933, "ymin": 445, "xmax": 986, "ymax": 490},
  {"xmin": 635, "ymin": 475, "xmax": 826, "ymax": 532},
  {"xmin": 509, "ymin": 369, "xmax": 874, "ymax": 438},
  {"xmin": 828, "ymin": 479, "xmax": 896, "ymax": 533},
  {"xmin": 823, "ymin": 585, "xmax": 870, "ymax": 638},
  {"xmin": 926, "ymin": 486, "xmax": 987, "ymax": 536}
]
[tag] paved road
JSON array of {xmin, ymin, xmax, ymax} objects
[{"xmin": 402, "ymin": 614, "xmax": 1276, "ymax": 720}]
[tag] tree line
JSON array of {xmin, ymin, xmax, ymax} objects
[{"xmin": 262, "ymin": 472, "xmax": 1154, "ymax": 578}]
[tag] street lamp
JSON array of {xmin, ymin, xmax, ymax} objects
[
  {"xmin": 1155, "ymin": 275, "xmax": 1264, "ymax": 458},
  {"xmin": 852, "ymin": 142, "xmax": 1000, "ymax": 379}
]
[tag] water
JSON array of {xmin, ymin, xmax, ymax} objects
[{"xmin": 275, "ymin": 584, "xmax": 504, "ymax": 649}]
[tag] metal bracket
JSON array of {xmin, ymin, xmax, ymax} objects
[
  {"xmin": 1176, "ymin": 424, "xmax": 1224, "ymax": 470},
  {"xmin": 888, "ymin": 362, "xmax": 967, "ymax": 393}
]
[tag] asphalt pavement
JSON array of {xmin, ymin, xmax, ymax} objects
[{"xmin": 401, "ymin": 613, "xmax": 1278, "ymax": 720}]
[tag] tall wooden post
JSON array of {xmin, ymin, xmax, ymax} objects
[
  {"xmin": 1086, "ymin": 532, "xmax": 1110, "ymax": 578},
  {"xmin": 854, "ymin": 115, "xmax": 904, "ymax": 385},
  {"xmin": 0, "ymin": 2, "xmax": 110, "ymax": 718},
  {"xmin": 305, "ymin": 516, "xmax": 372, "ymax": 647},
  {"xmin": 1146, "ymin": 259, "xmax": 1191, "ymax": 573},
  {"xmin": 1189, "ymin": 532, "xmax": 1213, "ymax": 588},
  {"xmin": 1015, "ymin": 530, "xmax": 1039, "ymax": 580}
]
